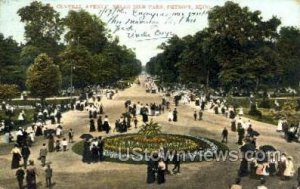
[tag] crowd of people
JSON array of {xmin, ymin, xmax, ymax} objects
[
  {"xmin": 277, "ymin": 117, "xmax": 300, "ymax": 142},
  {"xmin": 2, "ymin": 76, "xmax": 300, "ymax": 188},
  {"xmin": 82, "ymin": 137, "xmax": 105, "ymax": 163}
]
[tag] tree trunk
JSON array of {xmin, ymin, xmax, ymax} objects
[{"xmin": 206, "ymin": 70, "xmax": 210, "ymax": 89}]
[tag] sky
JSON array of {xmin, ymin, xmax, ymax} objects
[{"xmin": 0, "ymin": 0, "xmax": 299, "ymax": 65}]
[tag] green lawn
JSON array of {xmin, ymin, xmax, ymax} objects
[
  {"xmin": 244, "ymin": 108, "xmax": 300, "ymax": 125},
  {"xmin": 0, "ymin": 98, "xmax": 72, "ymax": 130}
]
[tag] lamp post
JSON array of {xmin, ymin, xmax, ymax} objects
[
  {"xmin": 69, "ymin": 36, "xmax": 80, "ymax": 100},
  {"xmin": 70, "ymin": 63, "xmax": 73, "ymax": 91}
]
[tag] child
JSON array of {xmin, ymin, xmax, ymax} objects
[
  {"xmin": 61, "ymin": 138, "xmax": 68, "ymax": 151},
  {"xmin": 134, "ymin": 117, "xmax": 138, "ymax": 128},
  {"xmin": 68, "ymin": 129, "xmax": 74, "ymax": 143},
  {"xmin": 55, "ymin": 140, "xmax": 61, "ymax": 152},
  {"xmin": 193, "ymin": 111, "xmax": 197, "ymax": 121}
]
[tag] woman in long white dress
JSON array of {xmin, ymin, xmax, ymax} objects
[
  {"xmin": 277, "ymin": 119, "xmax": 283, "ymax": 132},
  {"xmin": 167, "ymin": 110, "xmax": 173, "ymax": 122},
  {"xmin": 238, "ymin": 107, "xmax": 244, "ymax": 116}
]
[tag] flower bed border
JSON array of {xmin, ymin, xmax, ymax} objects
[{"xmin": 73, "ymin": 133, "xmax": 228, "ymax": 164}]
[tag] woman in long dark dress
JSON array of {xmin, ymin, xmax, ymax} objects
[
  {"xmin": 172, "ymin": 108, "xmax": 178, "ymax": 122},
  {"xmin": 82, "ymin": 140, "xmax": 91, "ymax": 163},
  {"xmin": 99, "ymin": 105, "xmax": 104, "ymax": 114},
  {"xmin": 11, "ymin": 145, "xmax": 21, "ymax": 169},
  {"xmin": 157, "ymin": 159, "xmax": 166, "ymax": 184},
  {"xmin": 48, "ymin": 135, "xmax": 54, "ymax": 152},
  {"xmin": 89, "ymin": 110, "xmax": 93, "ymax": 119},
  {"xmin": 35, "ymin": 125, "xmax": 43, "ymax": 136},
  {"xmin": 26, "ymin": 160, "xmax": 37, "ymax": 189},
  {"xmin": 89, "ymin": 119, "xmax": 96, "ymax": 132},
  {"xmin": 147, "ymin": 158, "xmax": 157, "ymax": 184},
  {"xmin": 238, "ymin": 158, "xmax": 249, "ymax": 177},
  {"xmin": 231, "ymin": 120, "xmax": 236, "ymax": 132},
  {"xmin": 97, "ymin": 116, "xmax": 103, "ymax": 132},
  {"xmin": 142, "ymin": 113, "xmax": 148, "ymax": 123},
  {"xmin": 91, "ymin": 144, "xmax": 98, "ymax": 163},
  {"xmin": 103, "ymin": 116, "xmax": 110, "ymax": 134}
]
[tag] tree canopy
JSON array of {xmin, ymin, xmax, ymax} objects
[
  {"xmin": 146, "ymin": 1, "xmax": 300, "ymax": 93},
  {"xmin": 26, "ymin": 53, "xmax": 62, "ymax": 100}
]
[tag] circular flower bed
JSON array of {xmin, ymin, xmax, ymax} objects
[
  {"xmin": 72, "ymin": 133, "xmax": 228, "ymax": 164},
  {"xmin": 105, "ymin": 134, "xmax": 209, "ymax": 153}
]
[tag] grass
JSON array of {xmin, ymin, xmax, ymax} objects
[
  {"xmin": 243, "ymin": 108, "xmax": 300, "ymax": 125},
  {"xmin": 244, "ymin": 108, "xmax": 277, "ymax": 125},
  {"xmin": 0, "ymin": 109, "xmax": 36, "ymax": 128},
  {"xmin": 10, "ymin": 98, "xmax": 73, "ymax": 106},
  {"xmin": 0, "ymin": 99, "xmax": 72, "ymax": 130}
]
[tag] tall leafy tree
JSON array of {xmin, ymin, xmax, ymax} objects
[
  {"xmin": 63, "ymin": 10, "xmax": 107, "ymax": 54},
  {"xmin": 176, "ymin": 30, "xmax": 220, "ymax": 88},
  {"xmin": 26, "ymin": 53, "xmax": 62, "ymax": 103},
  {"xmin": 277, "ymin": 27, "xmax": 300, "ymax": 88},
  {"xmin": 0, "ymin": 34, "xmax": 23, "ymax": 87},
  {"xmin": 19, "ymin": 45, "xmax": 41, "ymax": 67},
  {"xmin": 18, "ymin": 1, "xmax": 64, "ymax": 61},
  {"xmin": 207, "ymin": 1, "xmax": 281, "ymax": 91},
  {"xmin": 60, "ymin": 45, "xmax": 94, "ymax": 89},
  {"xmin": 157, "ymin": 35, "xmax": 185, "ymax": 83},
  {"xmin": 93, "ymin": 53, "xmax": 119, "ymax": 85}
]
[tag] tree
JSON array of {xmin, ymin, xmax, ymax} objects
[
  {"xmin": 19, "ymin": 45, "xmax": 41, "ymax": 67},
  {"xmin": 276, "ymin": 27, "xmax": 300, "ymax": 88},
  {"xmin": 176, "ymin": 30, "xmax": 220, "ymax": 88},
  {"xmin": 18, "ymin": 1, "xmax": 64, "ymax": 61},
  {"xmin": 0, "ymin": 84, "xmax": 19, "ymax": 100},
  {"xmin": 0, "ymin": 34, "xmax": 23, "ymax": 87},
  {"xmin": 273, "ymin": 100, "xmax": 298, "ymax": 124},
  {"xmin": 93, "ymin": 53, "xmax": 119, "ymax": 85},
  {"xmin": 92, "ymin": 38, "xmax": 142, "ymax": 84},
  {"xmin": 26, "ymin": 53, "xmax": 62, "ymax": 103},
  {"xmin": 149, "ymin": 35, "xmax": 185, "ymax": 83},
  {"xmin": 63, "ymin": 10, "xmax": 107, "ymax": 54},
  {"xmin": 207, "ymin": 1, "xmax": 281, "ymax": 92},
  {"xmin": 60, "ymin": 45, "xmax": 94, "ymax": 89}
]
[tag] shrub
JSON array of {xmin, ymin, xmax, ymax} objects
[
  {"xmin": 0, "ymin": 84, "xmax": 19, "ymax": 100},
  {"xmin": 248, "ymin": 104, "xmax": 262, "ymax": 118},
  {"xmin": 258, "ymin": 99, "xmax": 271, "ymax": 109}
]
